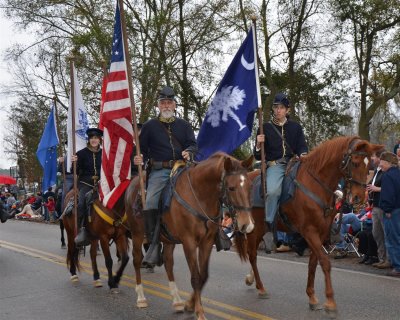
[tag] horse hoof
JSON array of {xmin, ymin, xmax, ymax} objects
[
  {"xmin": 309, "ymin": 303, "xmax": 323, "ymax": 311},
  {"xmin": 245, "ymin": 275, "xmax": 254, "ymax": 286},
  {"xmin": 184, "ymin": 302, "xmax": 194, "ymax": 313},
  {"xmin": 173, "ymin": 302, "xmax": 185, "ymax": 313},
  {"xmin": 324, "ymin": 306, "xmax": 338, "ymax": 319},
  {"xmin": 70, "ymin": 275, "xmax": 79, "ymax": 282},
  {"xmin": 110, "ymin": 288, "xmax": 120, "ymax": 294},
  {"xmin": 93, "ymin": 279, "xmax": 103, "ymax": 288},
  {"xmin": 258, "ymin": 291, "xmax": 269, "ymax": 299},
  {"xmin": 137, "ymin": 299, "xmax": 148, "ymax": 308}
]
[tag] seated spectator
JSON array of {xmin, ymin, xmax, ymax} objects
[
  {"xmin": 221, "ymin": 212, "xmax": 233, "ymax": 235},
  {"xmin": 5, "ymin": 193, "xmax": 16, "ymax": 210},
  {"xmin": 276, "ymin": 231, "xmax": 292, "ymax": 252}
]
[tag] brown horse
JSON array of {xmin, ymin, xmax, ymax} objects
[
  {"xmin": 62, "ymin": 189, "xmax": 129, "ymax": 291},
  {"xmin": 125, "ymin": 152, "xmax": 255, "ymax": 320},
  {"xmin": 243, "ymin": 136, "xmax": 383, "ymax": 317}
]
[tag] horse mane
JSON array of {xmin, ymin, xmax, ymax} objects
[
  {"xmin": 302, "ymin": 136, "xmax": 358, "ymax": 172},
  {"xmin": 198, "ymin": 152, "xmax": 244, "ymax": 172}
]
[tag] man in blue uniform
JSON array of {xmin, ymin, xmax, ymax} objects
[
  {"xmin": 379, "ymin": 152, "xmax": 400, "ymax": 277},
  {"xmin": 254, "ymin": 93, "xmax": 308, "ymax": 250},
  {"xmin": 73, "ymin": 128, "xmax": 103, "ymax": 246},
  {"xmin": 134, "ymin": 86, "xmax": 197, "ymax": 265}
]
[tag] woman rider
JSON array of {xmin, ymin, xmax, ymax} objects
[{"xmin": 73, "ymin": 128, "xmax": 103, "ymax": 246}]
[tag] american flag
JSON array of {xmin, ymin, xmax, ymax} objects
[{"xmin": 99, "ymin": 0, "xmax": 134, "ymax": 209}]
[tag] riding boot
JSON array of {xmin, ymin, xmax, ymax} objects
[
  {"xmin": 0, "ymin": 208, "xmax": 8, "ymax": 223},
  {"xmin": 74, "ymin": 214, "xmax": 91, "ymax": 247},
  {"xmin": 262, "ymin": 222, "xmax": 276, "ymax": 253},
  {"xmin": 142, "ymin": 209, "xmax": 163, "ymax": 267}
]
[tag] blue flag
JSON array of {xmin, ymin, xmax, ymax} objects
[
  {"xmin": 196, "ymin": 28, "xmax": 258, "ymax": 161},
  {"xmin": 36, "ymin": 104, "xmax": 59, "ymax": 192}
]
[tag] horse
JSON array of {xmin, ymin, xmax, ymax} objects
[
  {"xmin": 62, "ymin": 189, "xmax": 129, "ymax": 291},
  {"xmin": 125, "ymin": 152, "xmax": 255, "ymax": 320},
  {"xmin": 0, "ymin": 202, "xmax": 8, "ymax": 223},
  {"xmin": 242, "ymin": 136, "xmax": 383, "ymax": 317}
]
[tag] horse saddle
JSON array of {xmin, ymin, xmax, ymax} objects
[
  {"xmin": 159, "ymin": 166, "xmax": 186, "ymax": 214},
  {"xmin": 252, "ymin": 159, "xmax": 301, "ymax": 207}
]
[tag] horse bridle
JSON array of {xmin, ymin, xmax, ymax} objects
[
  {"xmin": 298, "ymin": 138, "xmax": 368, "ymax": 216},
  {"xmin": 340, "ymin": 138, "xmax": 368, "ymax": 200},
  {"xmin": 173, "ymin": 167, "xmax": 252, "ymax": 230}
]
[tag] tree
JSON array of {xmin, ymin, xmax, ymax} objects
[{"xmin": 331, "ymin": 0, "xmax": 400, "ymax": 140}]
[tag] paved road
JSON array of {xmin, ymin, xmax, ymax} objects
[{"xmin": 1, "ymin": 220, "xmax": 399, "ymax": 320}]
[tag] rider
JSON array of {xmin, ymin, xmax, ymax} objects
[
  {"xmin": 73, "ymin": 127, "xmax": 103, "ymax": 247},
  {"xmin": 134, "ymin": 86, "xmax": 197, "ymax": 266},
  {"xmin": 254, "ymin": 93, "xmax": 308, "ymax": 250}
]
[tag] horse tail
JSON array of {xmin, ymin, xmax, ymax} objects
[{"xmin": 234, "ymin": 232, "xmax": 248, "ymax": 262}]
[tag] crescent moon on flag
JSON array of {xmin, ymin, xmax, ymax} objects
[{"xmin": 241, "ymin": 55, "xmax": 254, "ymax": 70}]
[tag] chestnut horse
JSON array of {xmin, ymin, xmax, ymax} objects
[
  {"xmin": 125, "ymin": 152, "xmax": 254, "ymax": 320},
  {"xmin": 243, "ymin": 136, "xmax": 383, "ymax": 317},
  {"xmin": 62, "ymin": 189, "xmax": 129, "ymax": 291}
]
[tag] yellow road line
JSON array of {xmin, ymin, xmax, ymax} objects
[{"xmin": 0, "ymin": 240, "xmax": 274, "ymax": 320}]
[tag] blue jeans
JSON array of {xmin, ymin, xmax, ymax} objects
[
  {"xmin": 145, "ymin": 168, "xmax": 171, "ymax": 210},
  {"xmin": 265, "ymin": 164, "xmax": 286, "ymax": 223},
  {"xmin": 61, "ymin": 176, "xmax": 73, "ymax": 212},
  {"xmin": 336, "ymin": 213, "xmax": 361, "ymax": 249},
  {"xmin": 383, "ymin": 208, "xmax": 400, "ymax": 272}
]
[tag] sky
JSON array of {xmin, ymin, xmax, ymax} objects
[{"xmin": 0, "ymin": 10, "xmax": 32, "ymax": 170}]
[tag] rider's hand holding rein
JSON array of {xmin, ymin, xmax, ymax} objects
[
  {"xmin": 71, "ymin": 155, "xmax": 78, "ymax": 162},
  {"xmin": 182, "ymin": 150, "xmax": 192, "ymax": 161}
]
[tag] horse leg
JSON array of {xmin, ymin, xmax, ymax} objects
[
  {"xmin": 60, "ymin": 220, "xmax": 66, "ymax": 248},
  {"xmin": 305, "ymin": 234, "xmax": 337, "ymax": 318},
  {"xmin": 99, "ymin": 237, "xmax": 118, "ymax": 293},
  {"xmin": 181, "ymin": 242, "xmax": 200, "ymax": 315},
  {"xmin": 90, "ymin": 241, "xmax": 102, "ymax": 288},
  {"xmin": 193, "ymin": 236, "xmax": 215, "ymax": 320},
  {"xmin": 246, "ymin": 233, "xmax": 268, "ymax": 298},
  {"xmin": 163, "ymin": 243, "xmax": 184, "ymax": 312},
  {"xmin": 113, "ymin": 235, "xmax": 129, "ymax": 286},
  {"xmin": 132, "ymin": 232, "xmax": 147, "ymax": 308},
  {"xmin": 306, "ymin": 249, "xmax": 320, "ymax": 309},
  {"xmin": 65, "ymin": 220, "xmax": 79, "ymax": 282}
]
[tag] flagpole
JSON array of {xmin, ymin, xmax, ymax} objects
[
  {"xmin": 118, "ymin": 0, "xmax": 146, "ymax": 207},
  {"xmin": 251, "ymin": 17, "xmax": 267, "ymax": 202},
  {"xmin": 69, "ymin": 58, "xmax": 79, "ymax": 236},
  {"xmin": 53, "ymin": 96, "xmax": 67, "ymax": 209}
]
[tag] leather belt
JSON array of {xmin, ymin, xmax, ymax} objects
[
  {"xmin": 267, "ymin": 157, "xmax": 290, "ymax": 167},
  {"xmin": 151, "ymin": 160, "xmax": 177, "ymax": 170}
]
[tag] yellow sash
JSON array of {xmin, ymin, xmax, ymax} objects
[{"xmin": 93, "ymin": 202, "xmax": 127, "ymax": 227}]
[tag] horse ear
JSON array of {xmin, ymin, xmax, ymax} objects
[
  {"xmin": 369, "ymin": 143, "xmax": 385, "ymax": 155},
  {"xmin": 241, "ymin": 155, "xmax": 254, "ymax": 170},
  {"xmin": 224, "ymin": 157, "xmax": 233, "ymax": 172}
]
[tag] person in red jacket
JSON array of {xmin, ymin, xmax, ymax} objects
[{"xmin": 43, "ymin": 196, "xmax": 56, "ymax": 222}]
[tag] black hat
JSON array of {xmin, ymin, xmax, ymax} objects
[
  {"xmin": 380, "ymin": 152, "xmax": 398, "ymax": 166},
  {"xmin": 273, "ymin": 93, "xmax": 290, "ymax": 108},
  {"xmin": 86, "ymin": 128, "xmax": 103, "ymax": 138},
  {"xmin": 158, "ymin": 86, "xmax": 175, "ymax": 101}
]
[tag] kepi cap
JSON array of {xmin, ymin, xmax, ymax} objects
[
  {"xmin": 273, "ymin": 93, "xmax": 290, "ymax": 108},
  {"xmin": 86, "ymin": 128, "xmax": 103, "ymax": 138},
  {"xmin": 380, "ymin": 152, "xmax": 398, "ymax": 166},
  {"xmin": 158, "ymin": 86, "xmax": 175, "ymax": 101}
]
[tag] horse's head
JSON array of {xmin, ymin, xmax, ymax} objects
[
  {"xmin": 220, "ymin": 155, "xmax": 254, "ymax": 234},
  {"xmin": 340, "ymin": 139, "xmax": 384, "ymax": 207}
]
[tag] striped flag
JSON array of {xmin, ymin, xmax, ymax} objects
[{"xmin": 99, "ymin": 0, "xmax": 134, "ymax": 209}]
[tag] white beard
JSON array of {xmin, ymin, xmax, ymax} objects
[{"xmin": 161, "ymin": 110, "xmax": 174, "ymax": 119}]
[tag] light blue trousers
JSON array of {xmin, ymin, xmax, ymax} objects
[
  {"xmin": 265, "ymin": 164, "xmax": 286, "ymax": 223},
  {"xmin": 145, "ymin": 168, "xmax": 171, "ymax": 210}
]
